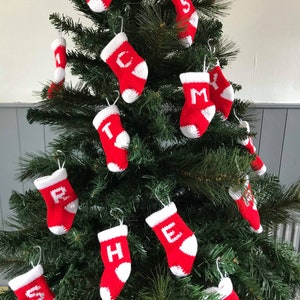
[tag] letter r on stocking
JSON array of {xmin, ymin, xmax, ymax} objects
[{"xmin": 50, "ymin": 186, "xmax": 69, "ymax": 204}]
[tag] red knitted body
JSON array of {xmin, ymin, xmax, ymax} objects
[
  {"xmin": 146, "ymin": 202, "xmax": 198, "ymax": 277},
  {"xmin": 93, "ymin": 105, "xmax": 130, "ymax": 172},
  {"xmin": 209, "ymin": 65, "xmax": 234, "ymax": 119},
  {"xmin": 34, "ymin": 168, "xmax": 78, "ymax": 235},
  {"xmin": 179, "ymin": 72, "xmax": 216, "ymax": 138},
  {"xmin": 229, "ymin": 178, "xmax": 262, "ymax": 234},
  {"xmin": 101, "ymin": 32, "xmax": 148, "ymax": 103},
  {"xmin": 98, "ymin": 225, "xmax": 131, "ymax": 300},
  {"xmin": 171, "ymin": 0, "xmax": 199, "ymax": 47},
  {"xmin": 238, "ymin": 120, "xmax": 267, "ymax": 175},
  {"xmin": 8, "ymin": 265, "xmax": 55, "ymax": 300}
]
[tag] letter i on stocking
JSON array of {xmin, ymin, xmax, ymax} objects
[
  {"xmin": 98, "ymin": 225, "xmax": 132, "ymax": 300},
  {"xmin": 146, "ymin": 202, "xmax": 198, "ymax": 277}
]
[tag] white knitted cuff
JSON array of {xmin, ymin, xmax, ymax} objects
[
  {"xmin": 98, "ymin": 224, "xmax": 128, "ymax": 242},
  {"xmin": 51, "ymin": 37, "xmax": 66, "ymax": 51},
  {"xmin": 8, "ymin": 265, "xmax": 44, "ymax": 291},
  {"xmin": 179, "ymin": 72, "xmax": 209, "ymax": 84},
  {"xmin": 92, "ymin": 105, "xmax": 120, "ymax": 130},
  {"xmin": 34, "ymin": 168, "xmax": 67, "ymax": 190},
  {"xmin": 100, "ymin": 32, "xmax": 128, "ymax": 62},
  {"xmin": 145, "ymin": 202, "xmax": 177, "ymax": 228}
]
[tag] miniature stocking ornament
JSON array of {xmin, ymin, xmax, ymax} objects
[
  {"xmin": 93, "ymin": 105, "xmax": 130, "ymax": 172},
  {"xmin": 8, "ymin": 264, "xmax": 55, "ymax": 300},
  {"xmin": 146, "ymin": 202, "xmax": 198, "ymax": 277},
  {"xmin": 98, "ymin": 225, "xmax": 131, "ymax": 300},
  {"xmin": 238, "ymin": 120, "xmax": 267, "ymax": 176},
  {"xmin": 172, "ymin": 0, "xmax": 199, "ymax": 47},
  {"xmin": 100, "ymin": 32, "xmax": 148, "ymax": 103},
  {"xmin": 204, "ymin": 277, "xmax": 239, "ymax": 300},
  {"xmin": 48, "ymin": 37, "xmax": 67, "ymax": 98},
  {"xmin": 209, "ymin": 65, "xmax": 234, "ymax": 120},
  {"xmin": 34, "ymin": 167, "xmax": 78, "ymax": 235},
  {"xmin": 179, "ymin": 72, "xmax": 216, "ymax": 138},
  {"xmin": 228, "ymin": 176, "xmax": 263, "ymax": 234},
  {"xmin": 86, "ymin": 0, "xmax": 112, "ymax": 12}
]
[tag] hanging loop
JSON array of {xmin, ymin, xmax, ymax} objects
[
  {"xmin": 216, "ymin": 257, "xmax": 225, "ymax": 279},
  {"xmin": 110, "ymin": 207, "xmax": 124, "ymax": 225},
  {"xmin": 112, "ymin": 90, "xmax": 120, "ymax": 105},
  {"xmin": 232, "ymin": 108, "xmax": 242, "ymax": 124},
  {"xmin": 30, "ymin": 245, "xmax": 42, "ymax": 267},
  {"xmin": 119, "ymin": 16, "xmax": 124, "ymax": 33},
  {"xmin": 55, "ymin": 150, "xmax": 66, "ymax": 169}
]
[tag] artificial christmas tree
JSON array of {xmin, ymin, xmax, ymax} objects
[{"xmin": 1, "ymin": 0, "xmax": 300, "ymax": 299}]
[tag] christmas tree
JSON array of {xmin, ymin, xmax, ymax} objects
[{"xmin": 1, "ymin": 0, "xmax": 300, "ymax": 299}]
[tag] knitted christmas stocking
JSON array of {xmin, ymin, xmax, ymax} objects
[
  {"xmin": 179, "ymin": 72, "xmax": 216, "ymax": 138},
  {"xmin": 93, "ymin": 105, "xmax": 130, "ymax": 172},
  {"xmin": 204, "ymin": 277, "xmax": 239, "ymax": 300},
  {"xmin": 48, "ymin": 37, "xmax": 66, "ymax": 98},
  {"xmin": 100, "ymin": 32, "xmax": 148, "ymax": 103},
  {"xmin": 172, "ymin": 0, "xmax": 199, "ymax": 47},
  {"xmin": 146, "ymin": 202, "xmax": 198, "ymax": 277},
  {"xmin": 8, "ymin": 264, "xmax": 55, "ymax": 300},
  {"xmin": 34, "ymin": 167, "xmax": 78, "ymax": 235},
  {"xmin": 98, "ymin": 225, "xmax": 131, "ymax": 300},
  {"xmin": 86, "ymin": 0, "xmax": 112, "ymax": 12},
  {"xmin": 208, "ymin": 65, "xmax": 234, "ymax": 120},
  {"xmin": 228, "ymin": 176, "xmax": 263, "ymax": 234},
  {"xmin": 238, "ymin": 120, "xmax": 267, "ymax": 176}
]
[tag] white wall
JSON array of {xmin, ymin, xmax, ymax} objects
[{"xmin": 0, "ymin": 0, "xmax": 300, "ymax": 103}]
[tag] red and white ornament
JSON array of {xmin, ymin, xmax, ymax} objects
[
  {"xmin": 100, "ymin": 32, "xmax": 148, "ymax": 103},
  {"xmin": 86, "ymin": 0, "xmax": 112, "ymax": 12},
  {"xmin": 179, "ymin": 72, "xmax": 216, "ymax": 138},
  {"xmin": 228, "ymin": 176, "xmax": 263, "ymax": 234},
  {"xmin": 145, "ymin": 202, "xmax": 198, "ymax": 277},
  {"xmin": 48, "ymin": 37, "xmax": 67, "ymax": 98},
  {"xmin": 204, "ymin": 277, "xmax": 239, "ymax": 300},
  {"xmin": 34, "ymin": 167, "xmax": 78, "ymax": 235},
  {"xmin": 8, "ymin": 264, "xmax": 55, "ymax": 300},
  {"xmin": 98, "ymin": 224, "xmax": 131, "ymax": 300},
  {"xmin": 209, "ymin": 65, "xmax": 234, "ymax": 120},
  {"xmin": 238, "ymin": 120, "xmax": 267, "ymax": 176},
  {"xmin": 172, "ymin": 0, "xmax": 199, "ymax": 47},
  {"xmin": 93, "ymin": 105, "xmax": 130, "ymax": 172}
]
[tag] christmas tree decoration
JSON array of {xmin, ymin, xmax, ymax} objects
[
  {"xmin": 1, "ymin": 1, "xmax": 300, "ymax": 299},
  {"xmin": 171, "ymin": 0, "xmax": 199, "ymax": 47},
  {"xmin": 204, "ymin": 277, "xmax": 239, "ymax": 300},
  {"xmin": 145, "ymin": 202, "xmax": 198, "ymax": 277},
  {"xmin": 98, "ymin": 224, "xmax": 131, "ymax": 300},
  {"xmin": 8, "ymin": 264, "xmax": 55, "ymax": 300},
  {"xmin": 100, "ymin": 32, "xmax": 148, "ymax": 103},
  {"xmin": 86, "ymin": 0, "xmax": 112, "ymax": 13},
  {"xmin": 34, "ymin": 167, "xmax": 79, "ymax": 235},
  {"xmin": 208, "ymin": 65, "xmax": 234, "ymax": 120},
  {"xmin": 179, "ymin": 72, "xmax": 216, "ymax": 138},
  {"xmin": 238, "ymin": 120, "xmax": 267, "ymax": 176},
  {"xmin": 228, "ymin": 176, "xmax": 263, "ymax": 234},
  {"xmin": 47, "ymin": 36, "xmax": 66, "ymax": 98},
  {"xmin": 93, "ymin": 104, "xmax": 130, "ymax": 172}
]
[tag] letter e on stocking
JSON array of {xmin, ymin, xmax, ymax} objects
[{"xmin": 161, "ymin": 222, "xmax": 183, "ymax": 243}]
